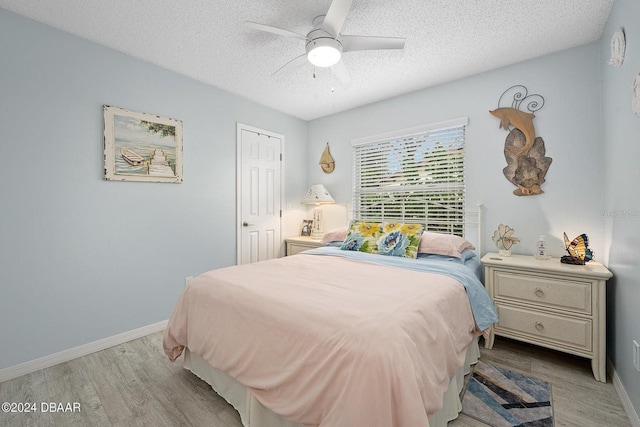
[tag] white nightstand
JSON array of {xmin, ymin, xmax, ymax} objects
[
  {"xmin": 481, "ymin": 252, "xmax": 612, "ymax": 382},
  {"xmin": 285, "ymin": 236, "xmax": 324, "ymax": 256}
]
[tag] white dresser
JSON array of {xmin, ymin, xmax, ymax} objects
[{"xmin": 481, "ymin": 252, "xmax": 612, "ymax": 382}]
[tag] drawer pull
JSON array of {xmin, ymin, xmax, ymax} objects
[
  {"xmin": 535, "ymin": 321, "xmax": 545, "ymax": 331},
  {"xmin": 534, "ymin": 287, "xmax": 545, "ymax": 298}
]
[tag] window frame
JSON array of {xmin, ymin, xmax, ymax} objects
[{"xmin": 350, "ymin": 117, "xmax": 468, "ymax": 235}]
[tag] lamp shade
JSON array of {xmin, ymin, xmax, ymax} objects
[
  {"xmin": 301, "ymin": 184, "xmax": 335, "ymax": 205},
  {"xmin": 306, "ymin": 37, "xmax": 342, "ymax": 68}
]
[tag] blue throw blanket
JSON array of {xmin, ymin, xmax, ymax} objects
[{"xmin": 303, "ymin": 246, "xmax": 499, "ymax": 331}]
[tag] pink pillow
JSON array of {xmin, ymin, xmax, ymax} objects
[
  {"xmin": 322, "ymin": 227, "xmax": 348, "ymax": 243},
  {"xmin": 418, "ymin": 231, "xmax": 475, "ymax": 258}
]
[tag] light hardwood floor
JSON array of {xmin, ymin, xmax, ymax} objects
[{"xmin": 0, "ymin": 332, "xmax": 631, "ymax": 426}]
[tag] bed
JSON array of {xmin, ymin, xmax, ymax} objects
[{"xmin": 163, "ymin": 218, "xmax": 498, "ymax": 427}]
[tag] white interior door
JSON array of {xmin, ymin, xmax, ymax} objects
[{"xmin": 237, "ymin": 123, "xmax": 283, "ymax": 264}]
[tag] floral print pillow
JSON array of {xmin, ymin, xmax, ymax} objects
[{"xmin": 340, "ymin": 220, "xmax": 425, "ymax": 258}]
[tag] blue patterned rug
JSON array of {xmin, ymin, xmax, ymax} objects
[{"xmin": 461, "ymin": 361, "xmax": 554, "ymax": 427}]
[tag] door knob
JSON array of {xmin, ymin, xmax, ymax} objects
[{"xmin": 242, "ymin": 222, "xmax": 255, "ymax": 227}]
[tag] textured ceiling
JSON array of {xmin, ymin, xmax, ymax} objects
[{"xmin": 0, "ymin": 0, "xmax": 614, "ymax": 121}]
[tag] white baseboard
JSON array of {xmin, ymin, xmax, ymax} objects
[
  {"xmin": 0, "ymin": 320, "xmax": 168, "ymax": 383},
  {"xmin": 608, "ymin": 358, "xmax": 640, "ymax": 427}
]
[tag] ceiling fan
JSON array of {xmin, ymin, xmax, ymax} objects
[{"xmin": 243, "ymin": 0, "xmax": 406, "ymax": 83}]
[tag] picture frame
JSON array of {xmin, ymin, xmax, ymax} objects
[
  {"xmin": 103, "ymin": 105, "xmax": 183, "ymax": 183},
  {"xmin": 300, "ymin": 219, "xmax": 313, "ymax": 237}
]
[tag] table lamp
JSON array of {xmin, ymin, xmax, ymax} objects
[{"xmin": 301, "ymin": 184, "xmax": 335, "ymax": 239}]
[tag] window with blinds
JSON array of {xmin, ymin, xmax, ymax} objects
[{"xmin": 351, "ymin": 118, "xmax": 467, "ymax": 235}]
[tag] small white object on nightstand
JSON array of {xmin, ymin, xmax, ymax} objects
[{"xmin": 534, "ymin": 235, "xmax": 551, "ymax": 260}]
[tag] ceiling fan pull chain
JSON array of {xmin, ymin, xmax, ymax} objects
[{"xmin": 330, "ymin": 67, "xmax": 335, "ymax": 92}]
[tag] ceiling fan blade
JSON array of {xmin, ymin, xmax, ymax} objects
[
  {"xmin": 322, "ymin": 0, "xmax": 354, "ymax": 37},
  {"xmin": 332, "ymin": 60, "xmax": 351, "ymax": 84},
  {"xmin": 341, "ymin": 35, "xmax": 406, "ymax": 52},
  {"xmin": 272, "ymin": 54, "xmax": 308, "ymax": 77},
  {"xmin": 244, "ymin": 21, "xmax": 308, "ymax": 40}
]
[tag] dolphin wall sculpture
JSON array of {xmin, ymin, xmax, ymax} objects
[
  {"xmin": 489, "ymin": 107, "xmax": 536, "ymax": 157},
  {"xmin": 490, "ymin": 85, "xmax": 551, "ymax": 196}
]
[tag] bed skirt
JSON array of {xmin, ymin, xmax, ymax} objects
[{"xmin": 183, "ymin": 337, "xmax": 480, "ymax": 427}]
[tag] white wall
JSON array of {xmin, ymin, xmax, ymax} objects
[
  {"xmin": 308, "ymin": 43, "xmax": 604, "ymax": 259},
  {"xmin": 0, "ymin": 9, "xmax": 307, "ymax": 369},
  {"xmin": 601, "ymin": 0, "xmax": 640, "ymax": 417}
]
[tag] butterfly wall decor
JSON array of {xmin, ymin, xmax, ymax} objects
[{"xmin": 561, "ymin": 232, "xmax": 594, "ymax": 265}]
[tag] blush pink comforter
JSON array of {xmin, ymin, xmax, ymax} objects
[{"xmin": 163, "ymin": 253, "xmax": 477, "ymax": 427}]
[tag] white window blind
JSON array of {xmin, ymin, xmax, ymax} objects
[{"xmin": 351, "ymin": 119, "xmax": 467, "ymax": 235}]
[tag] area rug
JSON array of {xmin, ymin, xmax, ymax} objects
[{"xmin": 461, "ymin": 361, "xmax": 554, "ymax": 427}]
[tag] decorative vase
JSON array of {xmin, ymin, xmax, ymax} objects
[
  {"xmin": 492, "ymin": 224, "xmax": 519, "ymax": 257},
  {"xmin": 498, "ymin": 247, "xmax": 512, "ymax": 257}
]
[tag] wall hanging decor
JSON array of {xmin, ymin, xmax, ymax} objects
[
  {"xmin": 104, "ymin": 105, "xmax": 183, "ymax": 183},
  {"xmin": 492, "ymin": 223, "xmax": 520, "ymax": 257},
  {"xmin": 561, "ymin": 232, "xmax": 594, "ymax": 265},
  {"xmin": 633, "ymin": 74, "xmax": 640, "ymax": 117},
  {"xmin": 608, "ymin": 28, "xmax": 626, "ymax": 68},
  {"xmin": 319, "ymin": 143, "xmax": 335, "ymax": 173},
  {"xmin": 490, "ymin": 85, "xmax": 551, "ymax": 196}
]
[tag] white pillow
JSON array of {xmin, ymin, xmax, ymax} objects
[
  {"xmin": 321, "ymin": 227, "xmax": 348, "ymax": 243},
  {"xmin": 418, "ymin": 231, "xmax": 475, "ymax": 258}
]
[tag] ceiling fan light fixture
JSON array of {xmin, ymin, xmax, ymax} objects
[{"xmin": 306, "ymin": 38, "xmax": 342, "ymax": 67}]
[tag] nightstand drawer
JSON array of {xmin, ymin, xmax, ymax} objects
[
  {"xmin": 494, "ymin": 271, "xmax": 591, "ymax": 314},
  {"xmin": 495, "ymin": 304, "xmax": 592, "ymax": 351},
  {"xmin": 287, "ymin": 243, "xmax": 313, "ymax": 256},
  {"xmin": 285, "ymin": 237, "xmax": 324, "ymax": 256}
]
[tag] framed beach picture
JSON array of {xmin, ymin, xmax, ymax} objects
[{"xmin": 103, "ymin": 105, "xmax": 183, "ymax": 183}]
